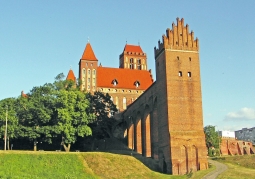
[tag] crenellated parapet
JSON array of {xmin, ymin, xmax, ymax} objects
[{"xmin": 154, "ymin": 17, "xmax": 199, "ymax": 58}]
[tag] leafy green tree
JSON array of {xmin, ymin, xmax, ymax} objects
[
  {"xmin": 16, "ymin": 84, "xmax": 56, "ymax": 150},
  {"xmin": 16, "ymin": 73, "xmax": 95, "ymax": 151},
  {"xmin": 55, "ymin": 89, "xmax": 95, "ymax": 151},
  {"xmin": 0, "ymin": 98, "xmax": 19, "ymax": 150},
  {"xmin": 204, "ymin": 125, "xmax": 221, "ymax": 156},
  {"xmin": 87, "ymin": 91, "xmax": 118, "ymax": 140}
]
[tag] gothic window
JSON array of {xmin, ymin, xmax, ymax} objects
[
  {"xmin": 179, "ymin": 71, "xmax": 182, "ymax": 77},
  {"xmin": 83, "ymin": 68, "xmax": 86, "ymax": 74},
  {"xmin": 123, "ymin": 97, "xmax": 126, "ymax": 109},
  {"xmin": 137, "ymin": 59, "xmax": 141, "ymax": 70},
  {"xmin": 129, "ymin": 58, "xmax": 134, "ymax": 69},
  {"xmin": 188, "ymin": 72, "xmax": 191, "ymax": 77},
  {"xmin": 116, "ymin": 96, "xmax": 119, "ymax": 108},
  {"xmin": 88, "ymin": 78, "xmax": 90, "ymax": 83},
  {"xmin": 137, "ymin": 59, "xmax": 141, "ymax": 64},
  {"xmin": 93, "ymin": 69, "xmax": 96, "ymax": 75},
  {"xmin": 88, "ymin": 69, "xmax": 91, "ymax": 75},
  {"xmin": 93, "ymin": 78, "xmax": 95, "ymax": 83}
]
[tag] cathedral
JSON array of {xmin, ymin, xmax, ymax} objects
[
  {"xmin": 67, "ymin": 18, "xmax": 208, "ymax": 175},
  {"xmin": 66, "ymin": 42, "xmax": 153, "ymax": 112}
]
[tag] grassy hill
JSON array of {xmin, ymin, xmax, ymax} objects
[
  {"xmin": 0, "ymin": 150, "xmax": 216, "ymax": 179},
  {"xmin": 212, "ymin": 155, "xmax": 255, "ymax": 179}
]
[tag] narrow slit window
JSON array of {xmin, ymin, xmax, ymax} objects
[
  {"xmin": 189, "ymin": 57, "xmax": 191, "ymax": 61},
  {"xmin": 179, "ymin": 71, "xmax": 182, "ymax": 77},
  {"xmin": 188, "ymin": 72, "xmax": 191, "ymax": 77},
  {"xmin": 177, "ymin": 56, "xmax": 179, "ymax": 60}
]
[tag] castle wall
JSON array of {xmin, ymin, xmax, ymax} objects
[{"xmin": 123, "ymin": 18, "xmax": 208, "ymax": 175}]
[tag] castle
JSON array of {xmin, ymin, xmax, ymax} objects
[{"xmin": 67, "ymin": 18, "xmax": 208, "ymax": 175}]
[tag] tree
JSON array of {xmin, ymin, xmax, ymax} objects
[
  {"xmin": 87, "ymin": 91, "xmax": 118, "ymax": 140},
  {"xmin": 16, "ymin": 84, "xmax": 56, "ymax": 150},
  {"xmin": 0, "ymin": 98, "xmax": 19, "ymax": 150},
  {"xmin": 55, "ymin": 89, "xmax": 95, "ymax": 151},
  {"xmin": 204, "ymin": 125, "xmax": 221, "ymax": 156},
  {"xmin": 16, "ymin": 74, "xmax": 95, "ymax": 152}
]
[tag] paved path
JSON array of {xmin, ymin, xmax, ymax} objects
[{"xmin": 202, "ymin": 159, "xmax": 228, "ymax": 179}]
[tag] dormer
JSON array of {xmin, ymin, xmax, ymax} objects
[
  {"xmin": 112, "ymin": 79, "xmax": 118, "ymax": 86},
  {"xmin": 134, "ymin": 80, "xmax": 140, "ymax": 88}
]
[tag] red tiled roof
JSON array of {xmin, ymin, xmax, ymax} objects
[
  {"xmin": 81, "ymin": 43, "xmax": 97, "ymax": 61},
  {"xmin": 66, "ymin": 69, "xmax": 76, "ymax": 81},
  {"xmin": 97, "ymin": 67, "xmax": 153, "ymax": 90},
  {"xmin": 124, "ymin": 44, "xmax": 143, "ymax": 53}
]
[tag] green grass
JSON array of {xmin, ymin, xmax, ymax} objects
[
  {"xmin": 0, "ymin": 150, "xmax": 216, "ymax": 179},
  {"xmin": 213, "ymin": 155, "xmax": 255, "ymax": 179},
  {"xmin": 0, "ymin": 151, "xmax": 98, "ymax": 179},
  {"xmin": 189, "ymin": 163, "xmax": 215, "ymax": 179}
]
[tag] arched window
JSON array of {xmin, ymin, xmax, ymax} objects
[
  {"xmin": 123, "ymin": 97, "xmax": 126, "ymax": 109},
  {"xmin": 179, "ymin": 71, "xmax": 182, "ymax": 77},
  {"xmin": 188, "ymin": 72, "xmax": 191, "ymax": 77},
  {"xmin": 88, "ymin": 69, "xmax": 91, "ymax": 75},
  {"xmin": 83, "ymin": 68, "xmax": 86, "ymax": 74},
  {"xmin": 93, "ymin": 69, "xmax": 96, "ymax": 75},
  {"xmin": 129, "ymin": 58, "xmax": 134, "ymax": 69}
]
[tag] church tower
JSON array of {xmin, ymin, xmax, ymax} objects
[
  {"xmin": 119, "ymin": 44, "xmax": 147, "ymax": 70},
  {"xmin": 79, "ymin": 42, "xmax": 98, "ymax": 92},
  {"xmin": 154, "ymin": 18, "xmax": 208, "ymax": 174}
]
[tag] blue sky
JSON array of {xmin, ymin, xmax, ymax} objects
[{"xmin": 1, "ymin": 1, "xmax": 255, "ymax": 131}]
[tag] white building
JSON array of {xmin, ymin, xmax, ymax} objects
[{"xmin": 219, "ymin": 131, "xmax": 235, "ymax": 138}]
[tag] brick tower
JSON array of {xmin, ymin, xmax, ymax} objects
[
  {"xmin": 154, "ymin": 18, "xmax": 208, "ymax": 174},
  {"xmin": 79, "ymin": 42, "xmax": 98, "ymax": 92},
  {"xmin": 119, "ymin": 44, "xmax": 148, "ymax": 70}
]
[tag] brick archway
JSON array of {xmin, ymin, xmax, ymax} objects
[
  {"xmin": 191, "ymin": 145, "xmax": 198, "ymax": 171},
  {"xmin": 179, "ymin": 145, "xmax": 189, "ymax": 174},
  {"xmin": 128, "ymin": 123, "xmax": 134, "ymax": 151},
  {"xmin": 135, "ymin": 112, "xmax": 142, "ymax": 154},
  {"xmin": 151, "ymin": 98, "xmax": 158, "ymax": 159},
  {"xmin": 143, "ymin": 105, "xmax": 151, "ymax": 157}
]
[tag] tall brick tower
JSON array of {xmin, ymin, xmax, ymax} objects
[
  {"xmin": 154, "ymin": 18, "xmax": 208, "ymax": 174},
  {"xmin": 79, "ymin": 42, "xmax": 98, "ymax": 92}
]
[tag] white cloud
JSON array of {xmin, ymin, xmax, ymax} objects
[{"xmin": 224, "ymin": 107, "xmax": 255, "ymax": 121}]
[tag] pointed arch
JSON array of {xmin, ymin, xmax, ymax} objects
[
  {"xmin": 143, "ymin": 105, "xmax": 151, "ymax": 157},
  {"xmin": 191, "ymin": 145, "xmax": 198, "ymax": 171},
  {"xmin": 151, "ymin": 97, "xmax": 158, "ymax": 159},
  {"xmin": 180, "ymin": 145, "xmax": 188, "ymax": 174},
  {"xmin": 135, "ymin": 112, "xmax": 142, "ymax": 154}
]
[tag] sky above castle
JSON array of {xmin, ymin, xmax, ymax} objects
[{"xmin": 1, "ymin": 1, "xmax": 254, "ymax": 132}]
